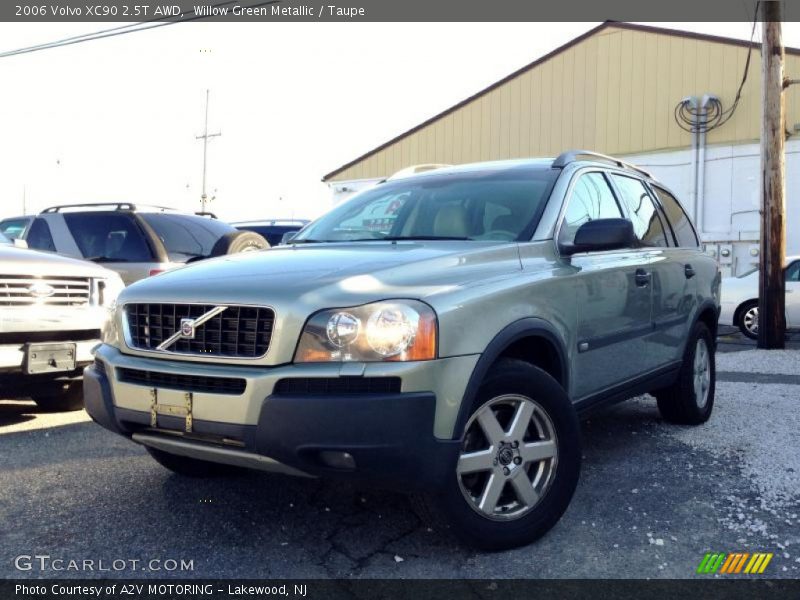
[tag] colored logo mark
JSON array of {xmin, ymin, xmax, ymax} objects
[{"xmin": 697, "ymin": 552, "xmax": 773, "ymax": 574}]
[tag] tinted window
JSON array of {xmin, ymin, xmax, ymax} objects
[
  {"xmin": 611, "ymin": 174, "xmax": 668, "ymax": 248},
  {"xmin": 293, "ymin": 167, "xmax": 558, "ymax": 243},
  {"xmin": 26, "ymin": 218, "xmax": 56, "ymax": 252},
  {"xmin": 141, "ymin": 213, "xmax": 235, "ymax": 261},
  {"xmin": 0, "ymin": 232, "xmax": 10, "ymax": 244},
  {"xmin": 652, "ymin": 186, "xmax": 699, "ymax": 248},
  {"xmin": 786, "ymin": 261, "xmax": 800, "ymax": 282},
  {"xmin": 237, "ymin": 225, "xmax": 302, "ymax": 246},
  {"xmin": 0, "ymin": 218, "xmax": 30, "ymax": 239},
  {"xmin": 559, "ymin": 172, "xmax": 623, "ymax": 244},
  {"xmin": 63, "ymin": 213, "xmax": 152, "ymax": 262}
]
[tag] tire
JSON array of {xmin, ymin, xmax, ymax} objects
[
  {"xmin": 146, "ymin": 447, "xmax": 240, "ymax": 478},
  {"xmin": 655, "ymin": 322, "xmax": 715, "ymax": 425},
  {"xmin": 210, "ymin": 231, "xmax": 269, "ymax": 257},
  {"xmin": 32, "ymin": 380, "xmax": 84, "ymax": 412},
  {"xmin": 423, "ymin": 358, "xmax": 581, "ymax": 551},
  {"xmin": 736, "ymin": 300, "xmax": 759, "ymax": 340}
]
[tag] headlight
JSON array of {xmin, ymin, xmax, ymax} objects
[
  {"xmin": 99, "ymin": 275, "xmax": 125, "ymax": 307},
  {"xmin": 295, "ymin": 300, "xmax": 437, "ymax": 362},
  {"xmin": 102, "ymin": 301, "xmax": 120, "ymax": 346}
]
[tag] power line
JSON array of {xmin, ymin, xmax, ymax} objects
[{"xmin": 0, "ymin": 1, "xmax": 280, "ymax": 59}]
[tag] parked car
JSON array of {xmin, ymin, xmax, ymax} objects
[
  {"xmin": 0, "ymin": 231, "xmax": 124, "ymax": 411},
  {"xmin": 18, "ymin": 203, "xmax": 269, "ymax": 285},
  {"xmin": 85, "ymin": 152, "xmax": 720, "ymax": 550},
  {"xmin": 232, "ymin": 219, "xmax": 309, "ymax": 247},
  {"xmin": 0, "ymin": 215, "xmax": 33, "ymax": 240},
  {"xmin": 719, "ymin": 256, "xmax": 800, "ymax": 339}
]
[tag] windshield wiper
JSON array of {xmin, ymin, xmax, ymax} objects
[
  {"xmin": 288, "ymin": 239, "xmax": 330, "ymax": 244},
  {"xmin": 85, "ymin": 256, "xmax": 129, "ymax": 262},
  {"xmin": 378, "ymin": 235, "xmax": 473, "ymax": 241}
]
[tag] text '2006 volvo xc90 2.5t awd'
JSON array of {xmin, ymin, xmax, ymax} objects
[{"xmin": 85, "ymin": 151, "xmax": 720, "ymax": 550}]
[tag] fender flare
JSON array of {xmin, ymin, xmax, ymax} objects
[
  {"xmin": 689, "ymin": 299, "xmax": 721, "ymax": 350},
  {"xmin": 451, "ymin": 317, "xmax": 569, "ymax": 440}
]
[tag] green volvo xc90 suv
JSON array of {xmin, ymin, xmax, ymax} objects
[{"xmin": 85, "ymin": 151, "xmax": 720, "ymax": 550}]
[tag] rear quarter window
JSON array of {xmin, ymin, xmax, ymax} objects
[
  {"xmin": 652, "ymin": 186, "xmax": 699, "ymax": 248},
  {"xmin": 141, "ymin": 213, "xmax": 236, "ymax": 261}
]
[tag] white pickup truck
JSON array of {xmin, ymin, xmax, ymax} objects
[{"xmin": 0, "ymin": 233, "xmax": 124, "ymax": 411}]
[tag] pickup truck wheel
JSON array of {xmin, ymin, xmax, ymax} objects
[
  {"xmin": 655, "ymin": 322, "xmax": 715, "ymax": 425},
  {"xmin": 31, "ymin": 381, "xmax": 84, "ymax": 412},
  {"xmin": 145, "ymin": 447, "xmax": 239, "ymax": 477},
  {"xmin": 431, "ymin": 359, "xmax": 581, "ymax": 550}
]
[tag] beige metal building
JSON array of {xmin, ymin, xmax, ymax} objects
[{"xmin": 322, "ymin": 22, "xmax": 800, "ymax": 274}]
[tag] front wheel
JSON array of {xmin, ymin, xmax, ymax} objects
[
  {"xmin": 737, "ymin": 300, "xmax": 759, "ymax": 340},
  {"xmin": 427, "ymin": 359, "xmax": 581, "ymax": 551}
]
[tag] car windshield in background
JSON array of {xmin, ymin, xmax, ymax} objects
[
  {"xmin": 140, "ymin": 213, "xmax": 236, "ymax": 261},
  {"xmin": 292, "ymin": 166, "xmax": 558, "ymax": 243}
]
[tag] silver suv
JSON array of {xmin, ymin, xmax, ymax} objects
[
  {"xmin": 14, "ymin": 203, "xmax": 268, "ymax": 285},
  {"xmin": 85, "ymin": 152, "xmax": 720, "ymax": 550},
  {"xmin": 0, "ymin": 233, "xmax": 123, "ymax": 411}
]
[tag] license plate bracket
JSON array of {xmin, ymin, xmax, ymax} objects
[
  {"xmin": 24, "ymin": 343, "xmax": 77, "ymax": 375},
  {"xmin": 150, "ymin": 388, "xmax": 194, "ymax": 433}
]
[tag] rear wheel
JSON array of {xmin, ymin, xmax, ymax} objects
[
  {"xmin": 146, "ymin": 448, "xmax": 240, "ymax": 478},
  {"xmin": 425, "ymin": 359, "xmax": 581, "ymax": 551},
  {"xmin": 655, "ymin": 322, "xmax": 715, "ymax": 424},
  {"xmin": 32, "ymin": 380, "xmax": 84, "ymax": 412},
  {"xmin": 736, "ymin": 300, "xmax": 759, "ymax": 340}
]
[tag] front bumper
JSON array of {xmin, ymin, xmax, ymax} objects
[
  {"xmin": 0, "ymin": 339, "xmax": 98, "ymax": 372},
  {"xmin": 85, "ymin": 345, "xmax": 476, "ymax": 490}
]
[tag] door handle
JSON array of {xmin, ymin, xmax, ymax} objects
[
  {"xmin": 635, "ymin": 268, "xmax": 651, "ymax": 287},
  {"xmin": 684, "ymin": 264, "xmax": 696, "ymax": 279}
]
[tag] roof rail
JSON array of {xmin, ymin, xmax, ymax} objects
[
  {"xmin": 195, "ymin": 211, "xmax": 218, "ymax": 219},
  {"xmin": 41, "ymin": 202, "xmax": 138, "ymax": 213},
  {"xmin": 552, "ymin": 150, "xmax": 652, "ymax": 178}
]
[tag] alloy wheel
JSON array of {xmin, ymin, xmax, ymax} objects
[
  {"xmin": 457, "ymin": 394, "xmax": 558, "ymax": 521},
  {"xmin": 743, "ymin": 306, "xmax": 759, "ymax": 335},
  {"xmin": 693, "ymin": 338, "xmax": 711, "ymax": 409}
]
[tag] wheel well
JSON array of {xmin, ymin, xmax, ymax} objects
[
  {"xmin": 496, "ymin": 335, "xmax": 565, "ymax": 388},
  {"xmin": 697, "ymin": 305, "xmax": 719, "ymax": 339}
]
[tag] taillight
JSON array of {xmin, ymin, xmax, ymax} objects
[{"xmin": 148, "ymin": 269, "xmax": 164, "ymax": 277}]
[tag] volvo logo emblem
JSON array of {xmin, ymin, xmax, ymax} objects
[
  {"xmin": 28, "ymin": 282, "xmax": 55, "ymax": 298},
  {"xmin": 180, "ymin": 318, "xmax": 196, "ymax": 339}
]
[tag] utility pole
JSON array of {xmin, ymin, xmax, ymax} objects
[
  {"xmin": 195, "ymin": 89, "xmax": 221, "ymax": 213},
  {"xmin": 758, "ymin": 1, "xmax": 786, "ymax": 349}
]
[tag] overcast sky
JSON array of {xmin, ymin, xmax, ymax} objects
[{"xmin": 1, "ymin": 19, "xmax": 798, "ymax": 222}]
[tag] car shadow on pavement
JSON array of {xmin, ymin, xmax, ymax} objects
[{"xmin": 0, "ymin": 401, "xmax": 37, "ymax": 427}]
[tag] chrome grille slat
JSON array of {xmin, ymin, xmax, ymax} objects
[
  {"xmin": 125, "ymin": 303, "xmax": 274, "ymax": 359},
  {"xmin": 0, "ymin": 275, "xmax": 91, "ymax": 306}
]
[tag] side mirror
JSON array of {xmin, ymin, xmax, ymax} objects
[
  {"xmin": 561, "ymin": 218, "xmax": 634, "ymax": 255},
  {"xmin": 12, "ymin": 238, "xmax": 28, "ymax": 249}
]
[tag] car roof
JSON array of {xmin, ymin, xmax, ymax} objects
[{"xmin": 233, "ymin": 220, "xmax": 309, "ymax": 226}]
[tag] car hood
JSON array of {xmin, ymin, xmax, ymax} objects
[
  {"xmin": 120, "ymin": 241, "xmax": 522, "ymax": 307},
  {"xmin": 0, "ymin": 245, "xmax": 118, "ymax": 278}
]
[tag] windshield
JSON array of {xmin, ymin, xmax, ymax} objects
[
  {"xmin": 738, "ymin": 266, "xmax": 758, "ymax": 278},
  {"xmin": 294, "ymin": 166, "xmax": 557, "ymax": 243}
]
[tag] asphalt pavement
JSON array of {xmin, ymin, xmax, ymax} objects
[{"xmin": 1, "ymin": 333, "xmax": 798, "ymax": 579}]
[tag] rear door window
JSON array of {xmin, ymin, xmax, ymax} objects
[
  {"xmin": 610, "ymin": 174, "xmax": 669, "ymax": 248},
  {"xmin": 63, "ymin": 212, "xmax": 153, "ymax": 262},
  {"xmin": 652, "ymin": 186, "xmax": 700, "ymax": 248},
  {"xmin": 140, "ymin": 213, "xmax": 235, "ymax": 261}
]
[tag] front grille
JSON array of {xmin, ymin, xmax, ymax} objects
[
  {"xmin": 117, "ymin": 367, "xmax": 246, "ymax": 395},
  {"xmin": 125, "ymin": 303, "xmax": 275, "ymax": 358},
  {"xmin": 0, "ymin": 329, "xmax": 101, "ymax": 344},
  {"xmin": 0, "ymin": 275, "xmax": 91, "ymax": 306},
  {"xmin": 274, "ymin": 377, "xmax": 402, "ymax": 395}
]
